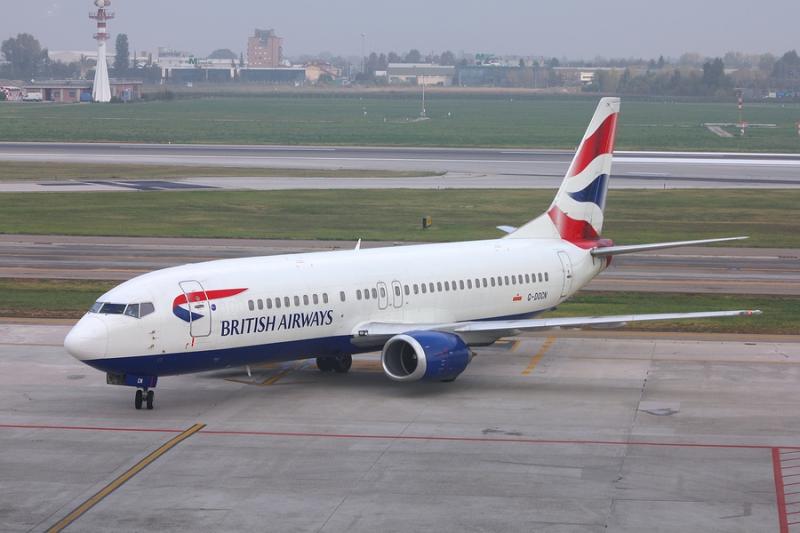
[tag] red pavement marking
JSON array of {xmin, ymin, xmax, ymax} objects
[
  {"xmin": 0, "ymin": 423, "xmax": 183, "ymax": 433},
  {"xmin": 774, "ymin": 448, "xmax": 790, "ymax": 533}
]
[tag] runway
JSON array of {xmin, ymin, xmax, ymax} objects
[
  {"xmin": 1, "ymin": 142, "xmax": 800, "ymax": 190},
  {"xmin": 1, "ymin": 324, "xmax": 798, "ymax": 531},
  {"xmin": 1, "ymin": 234, "xmax": 797, "ymax": 295}
]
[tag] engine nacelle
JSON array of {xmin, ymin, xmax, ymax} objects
[{"xmin": 381, "ymin": 331, "xmax": 471, "ymax": 382}]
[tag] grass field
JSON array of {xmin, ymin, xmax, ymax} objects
[
  {"xmin": 0, "ymin": 162, "xmax": 438, "ymax": 182},
  {"xmin": 1, "ymin": 279, "xmax": 792, "ymax": 334},
  {"xmin": 0, "ymin": 189, "xmax": 797, "ymax": 247},
  {"xmin": 1, "ymin": 96, "xmax": 798, "ymax": 152}
]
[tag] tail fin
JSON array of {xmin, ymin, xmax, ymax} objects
[{"xmin": 507, "ymin": 97, "xmax": 620, "ymax": 246}]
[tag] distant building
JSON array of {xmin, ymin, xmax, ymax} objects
[
  {"xmin": 240, "ymin": 68, "xmax": 305, "ymax": 85},
  {"xmin": 247, "ymin": 29, "xmax": 282, "ymax": 68},
  {"xmin": 387, "ymin": 64, "xmax": 455, "ymax": 86},
  {"xmin": 23, "ymin": 79, "xmax": 142, "ymax": 103},
  {"xmin": 305, "ymin": 62, "xmax": 341, "ymax": 83},
  {"xmin": 552, "ymin": 67, "xmax": 627, "ymax": 87}
]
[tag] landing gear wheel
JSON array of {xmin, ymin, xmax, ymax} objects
[
  {"xmin": 333, "ymin": 354, "xmax": 352, "ymax": 373},
  {"xmin": 146, "ymin": 390, "xmax": 154, "ymax": 410},
  {"xmin": 134, "ymin": 389, "xmax": 143, "ymax": 410},
  {"xmin": 316, "ymin": 357, "xmax": 334, "ymax": 372}
]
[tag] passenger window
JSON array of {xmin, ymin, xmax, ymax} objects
[
  {"xmin": 467, "ymin": 279, "xmax": 472, "ymax": 289},
  {"xmin": 497, "ymin": 277, "xmax": 503, "ymax": 286},
  {"xmin": 491, "ymin": 278, "xmax": 496, "ymax": 287},
  {"xmin": 421, "ymin": 284, "xmax": 427, "ymax": 294},
  {"xmin": 364, "ymin": 289, "xmax": 370, "ymax": 300},
  {"xmin": 275, "ymin": 298, "xmax": 282, "ymax": 309},
  {"xmin": 459, "ymin": 280, "xmax": 465, "ymax": 290},
  {"xmin": 452, "ymin": 280, "xmax": 457, "ymax": 290},
  {"xmin": 323, "ymin": 293, "xmax": 329, "ymax": 304},
  {"xmin": 413, "ymin": 283, "xmax": 419, "ymax": 294},
  {"xmin": 284, "ymin": 296, "xmax": 291, "ymax": 307},
  {"xmin": 313, "ymin": 294, "xmax": 319, "ymax": 305},
  {"xmin": 124, "ymin": 304, "xmax": 140, "ymax": 318},
  {"xmin": 404, "ymin": 285, "xmax": 410, "ymax": 296},
  {"xmin": 303, "ymin": 295, "xmax": 309, "ymax": 305},
  {"xmin": 257, "ymin": 299, "xmax": 264, "ymax": 310},
  {"xmin": 482, "ymin": 278, "xmax": 488, "ymax": 287},
  {"xmin": 357, "ymin": 289, "xmax": 362, "ymax": 300},
  {"xmin": 437, "ymin": 282, "xmax": 442, "ymax": 292},
  {"xmin": 444, "ymin": 281, "xmax": 450, "ymax": 291},
  {"xmin": 267, "ymin": 298, "xmax": 273, "ymax": 309},
  {"xmin": 429, "ymin": 282, "xmax": 434, "ymax": 292},
  {"xmin": 395, "ymin": 286, "xmax": 401, "ymax": 296},
  {"xmin": 380, "ymin": 287, "xmax": 386, "ymax": 298},
  {"xmin": 294, "ymin": 296, "xmax": 300, "ymax": 306},
  {"xmin": 545, "ymin": 273, "xmax": 549, "ymax": 282},
  {"xmin": 538, "ymin": 273, "xmax": 543, "ymax": 282},
  {"xmin": 340, "ymin": 291, "xmax": 346, "ymax": 302},
  {"xmin": 504, "ymin": 275, "xmax": 510, "ymax": 285},
  {"xmin": 140, "ymin": 302, "xmax": 155, "ymax": 317},
  {"xmin": 525, "ymin": 274, "xmax": 531, "ymax": 283},
  {"xmin": 512, "ymin": 275, "xmax": 517, "ymax": 284},
  {"xmin": 371, "ymin": 288, "xmax": 377, "ymax": 299}
]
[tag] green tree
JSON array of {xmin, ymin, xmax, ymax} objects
[
  {"xmin": 1, "ymin": 33, "xmax": 47, "ymax": 80},
  {"xmin": 114, "ymin": 33, "xmax": 130, "ymax": 75},
  {"xmin": 771, "ymin": 50, "xmax": 800, "ymax": 88},
  {"xmin": 405, "ymin": 49, "xmax": 422, "ymax": 63},
  {"xmin": 439, "ymin": 50, "xmax": 456, "ymax": 65}
]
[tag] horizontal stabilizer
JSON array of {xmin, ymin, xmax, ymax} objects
[
  {"xmin": 590, "ymin": 236, "xmax": 748, "ymax": 257},
  {"xmin": 496, "ymin": 225, "xmax": 518, "ymax": 234}
]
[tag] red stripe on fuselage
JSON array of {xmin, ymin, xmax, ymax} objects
[
  {"xmin": 172, "ymin": 288, "xmax": 247, "ymax": 308},
  {"xmin": 567, "ymin": 113, "xmax": 618, "ymax": 178}
]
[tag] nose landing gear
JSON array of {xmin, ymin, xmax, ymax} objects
[{"xmin": 134, "ymin": 389, "xmax": 155, "ymax": 410}]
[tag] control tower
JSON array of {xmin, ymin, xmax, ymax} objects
[{"xmin": 89, "ymin": 0, "xmax": 114, "ymax": 102}]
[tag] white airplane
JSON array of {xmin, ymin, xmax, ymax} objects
[{"xmin": 64, "ymin": 97, "xmax": 760, "ymax": 409}]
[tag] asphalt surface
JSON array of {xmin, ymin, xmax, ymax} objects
[
  {"xmin": 1, "ymin": 325, "xmax": 798, "ymax": 531},
  {"xmin": 2, "ymin": 234, "xmax": 797, "ymax": 295},
  {"xmin": 1, "ymin": 142, "xmax": 800, "ymax": 190}
]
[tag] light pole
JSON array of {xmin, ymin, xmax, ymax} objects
[{"xmin": 360, "ymin": 33, "xmax": 366, "ymax": 77}]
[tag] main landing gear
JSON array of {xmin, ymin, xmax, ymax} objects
[
  {"xmin": 134, "ymin": 389, "xmax": 154, "ymax": 410},
  {"xmin": 316, "ymin": 354, "xmax": 352, "ymax": 373}
]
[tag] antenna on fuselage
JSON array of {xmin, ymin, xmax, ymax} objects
[{"xmin": 354, "ymin": 239, "xmax": 362, "ymax": 251}]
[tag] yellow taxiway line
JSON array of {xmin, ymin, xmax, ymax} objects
[
  {"xmin": 47, "ymin": 422, "xmax": 206, "ymax": 533},
  {"xmin": 521, "ymin": 336, "xmax": 556, "ymax": 375}
]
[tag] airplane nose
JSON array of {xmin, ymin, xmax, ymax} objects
[{"xmin": 64, "ymin": 316, "xmax": 108, "ymax": 361}]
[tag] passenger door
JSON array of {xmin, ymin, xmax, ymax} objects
[
  {"xmin": 376, "ymin": 281, "xmax": 389, "ymax": 310},
  {"xmin": 178, "ymin": 280, "xmax": 212, "ymax": 337},
  {"xmin": 391, "ymin": 280, "xmax": 404, "ymax": 308},
  {"xmin": 556, "ymin": 251, "xmax": 573, "ymax": 298}
]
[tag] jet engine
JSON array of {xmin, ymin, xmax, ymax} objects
[{"xmin": 381, "ymin": 331, "xmax": 472, "ymax": 382}]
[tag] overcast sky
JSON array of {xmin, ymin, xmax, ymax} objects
[{"xmin": 3, "ymin": 0, "xmax": 798, "ymax": 59}]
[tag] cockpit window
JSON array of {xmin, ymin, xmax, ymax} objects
[
  {"xmin": 140, "ymin": 302, "xmax": 155, "ymax": 317},
  {"xmin": 89, "ymin": 302, "xmax": 103, "ymax": 313},
  {"xmin": 100, "ymin": 303, "xmax": 127, "ymax": 315},
  {"xmin": 124, "ymin": 303, "xmax": 140, "ymax": 318}
]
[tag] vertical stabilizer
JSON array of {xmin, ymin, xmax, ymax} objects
[{"xmin": 506, "ymin": 97, "xmax": 620, "ymax": 245}]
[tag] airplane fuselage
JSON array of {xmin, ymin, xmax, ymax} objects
[{"xmin": 66, "ymin": 238, "xmax": 604, "ymax": 378}]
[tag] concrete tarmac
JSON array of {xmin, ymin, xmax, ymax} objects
[
  {"xmin": 1, "ymin": 143, "xmax": 799, "ymax": 190},
  {"xmin": 1, "ymin": 324, "xmax": 798, "ymax": 532},
  {"xmin": 1, "ymin": 234, "xmax": 797, "ymax": 295}
]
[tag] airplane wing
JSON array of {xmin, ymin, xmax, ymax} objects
[{"xmin": 354, "ymin": 309, "xmax": 761, "ymax": 342}]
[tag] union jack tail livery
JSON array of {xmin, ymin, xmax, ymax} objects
[{"xmin": 507, "ymin": 97, "xmax": 619, "ymax": 246}]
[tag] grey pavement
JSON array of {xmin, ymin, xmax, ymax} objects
[
  {"xmin": 0, "ymin": 325, "xmax": 798, "ymax": 531},
  {"xmin": 1, "ymin": 234, "xmax": 797, "ymax": 295},
  {"xmin": 0, "ymin": 143, "xmax": 799, "ymax": 190}
]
